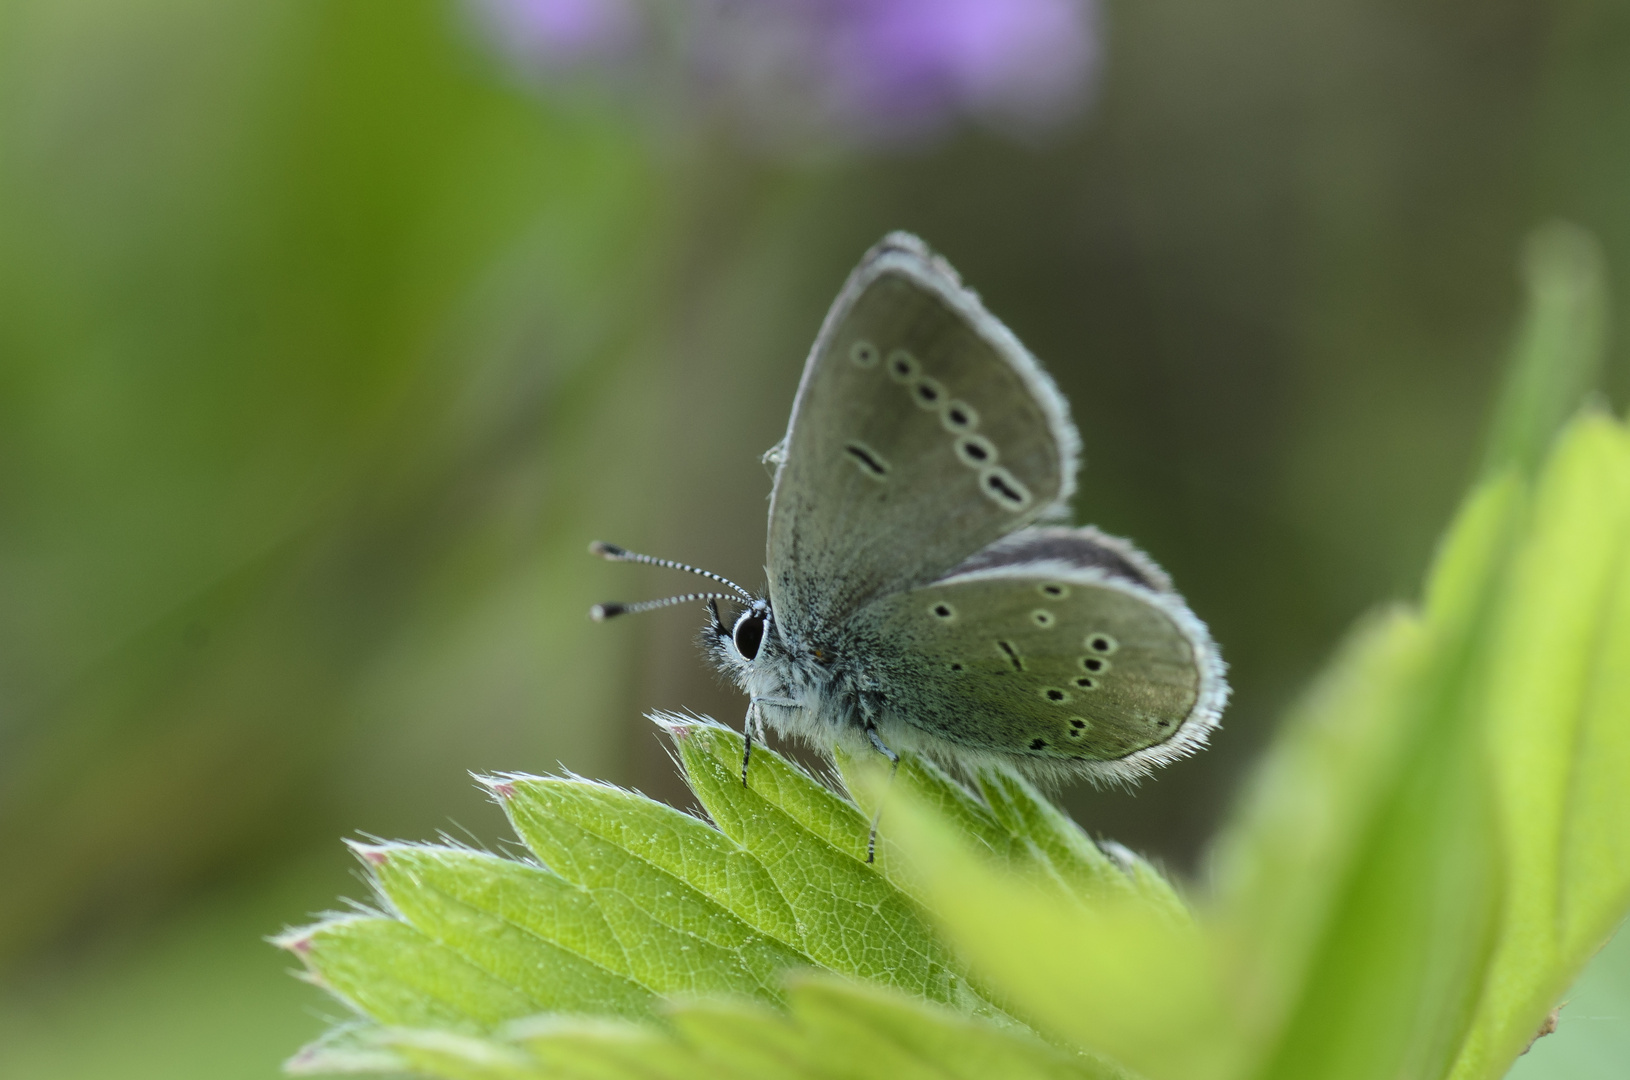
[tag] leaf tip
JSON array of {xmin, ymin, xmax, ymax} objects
[
  {"xmin": 284, "ymin": 1041, "xmax": 325, "ymax": 1074},
  {"xmin": 344, "ymin": 839, "xmax": 390, "ymax": 866},
  {"xmin": 476, "ymin": 770, "xmax": 544, "ymax": 801},
  {"xmin": 649, "ymin": 709, "xmax": 721, "ymax": 741},
  {"xmin": 271, "ymin": 929, "xmax": 314, "ymax": 956}
]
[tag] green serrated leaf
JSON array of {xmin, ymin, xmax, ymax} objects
[
  {"xmin": 362, "ymin": 845, "xmax": 661, "ymax": 1016},
  {"xmin": 283, "ymin": 916, "xmax": 542, "ymax": 1031},
  {"xmin": 834, "ymin": 747, "xmax": 1019, "ymax": 865},
  {"xmin": 496, "ymin": 774, "xmax": 807, "ymax": 951},
  {"xmin": 672, "ymin": 716, "xmax": 875, "ymax": 861},
  {"xmin": 668, "ymin": 717, "xmax": 973, "ymax": 1007}
]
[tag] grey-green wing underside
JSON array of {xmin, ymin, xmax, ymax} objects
[
  {"xmin": 766, "ymin": 235, "xmax": 1080, "ymax": 646},
  {"xmin": 860, "ymin": 558, "xmax": 1225, "ymax": 778}
]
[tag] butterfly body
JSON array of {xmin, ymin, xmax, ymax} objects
[{"xmin": 695, "ymin": 233, "xmax": 1228, "ymax": 783}]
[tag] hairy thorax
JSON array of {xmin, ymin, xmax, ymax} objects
[{"xmin": 711, "ymin": 613, "xmax": 866, "ymax": 749}]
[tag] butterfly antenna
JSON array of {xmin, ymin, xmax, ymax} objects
[
  {"xmin": 590, "ymin": 592, "xmax": 742, "ymax": 622},
  {"xmin": 588, "ymin": 541, "xmax": 753, "ymax": 601}
]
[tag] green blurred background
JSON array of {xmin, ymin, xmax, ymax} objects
[{"xmin": 0, "ymin": 0, "xmax": 1626, "ymax": 1075}]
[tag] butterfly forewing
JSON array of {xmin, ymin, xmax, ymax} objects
[
  {"xmin": 857, "ymin": 556, "xmax": 1224, "ymax": 777},
  {"xmin": 767, "ymin": 236, "xmax": 1079, "ymax": 646}
]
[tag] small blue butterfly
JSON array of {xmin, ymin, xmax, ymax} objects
[{"xmin": 593, "ymin": 233, "xmax": 1227, "ymax": 799}]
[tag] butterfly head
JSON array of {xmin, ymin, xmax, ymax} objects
[
  {"xmin": 587, "ymin": 539, "xmax": 776, "ymax": 673},
  {"xmin": 699, "ymin": 595, "xmax": 785, "ymax": 691}
]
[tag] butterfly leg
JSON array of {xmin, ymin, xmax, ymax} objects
[
  {"xmin": 740, "ymin": 702, "xmax": 760, "ymax": 786},
  {"xmin": 862, "ymin": 721, "xmax": 901, "ymax": 865},
  {"xmin": 740, "ymin": 697, "xmax": 794, "ymax": 785}
]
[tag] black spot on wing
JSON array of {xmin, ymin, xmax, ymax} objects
[
  {"xmin": 982, "ymin": 470, "xmax": 1027, "ymax": 507},
  {"xmin": 844, "ymin": 442, "xmax": 889, "ymax": 478}
]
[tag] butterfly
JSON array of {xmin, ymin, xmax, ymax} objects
[{"xmin": 592, "ymin": 232, "xmax": 1227, "ymax": 791}]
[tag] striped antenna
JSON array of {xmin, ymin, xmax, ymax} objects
[
  {"xmin": 590, "ymin": 592, "xmax": 741, "ymax": 621},
  {"xmin": 588, "ymin": 541, "xmax": 752, "ymax": 600}
]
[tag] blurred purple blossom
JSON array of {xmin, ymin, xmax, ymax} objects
[
  {"xmin": 473, "ymin": 0, "xmax": 642, "ymax": 68},
  {"xmin": 471, "ymin": 0, "xmax": 1101, "ymax": 146},
  {"xmin": 735, "ymin": 0, "xmax": 1098, "ymax": 137}
]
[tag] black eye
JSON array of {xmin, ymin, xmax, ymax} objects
[{"xmin": 733, "ymin": 612, "xmax": 766, "ymax": 661}]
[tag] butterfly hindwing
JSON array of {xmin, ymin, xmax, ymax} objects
[
  {"xmin": 854, "ymin": 527, "xmax": 1226, "ymax": 779},
  {"xmin": 765, "ymin": 234, "xmax": 1080, "ymax": 646}
]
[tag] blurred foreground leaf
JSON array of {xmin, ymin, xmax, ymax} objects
[
  {"xmin": 285, "ymin": 979, "xmax": 1111, "ymax": 1080},
  {"xmin": 1447, "ymin": 414, "xmax": 1630, "ymax": 1078},
  {"xmin": 1482, "ymin": 222, "xmax": 1608, "ymax": 478}
]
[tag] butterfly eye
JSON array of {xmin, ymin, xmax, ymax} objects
[
  {"xmin": 1038, "ymin": 583, "xmax": 1068, "ymax": 599},
  {"xmin": 1087, "ymin": 634, "xmax": 1119, "ymax": 655},
  {"xmin": 1031, "ymin": 610, "xmax": 1055, "ymax": 627},
  {"xmin": 849, "ymin": 340, "xmax": 878, "ymax": 367},
  {"xmin": 930, "ymin": 602, "xmax": 956, "ymax": 620},
  {"xmin": 1082, "ymin": 656, "xmax": 1110, "ymax": 673},
  {"xmin": 732, "ymin": 611, "xmax": 766, "ymax": 661}
]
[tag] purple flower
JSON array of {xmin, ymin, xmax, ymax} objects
[
  {"xmin": 698, "ymin": 0, "xmax": 1099, "ymax": 141},
  {"xmin": 472, "ymin": 0, "xmax": 1101, "ymax": 146},
  {"xmin": 817, "ymin": 0, "xmax": 1100, "ymax": 134},
  {"xmin": 473, "ymin": 0, "xmax": 642, "ymax": 69}
]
